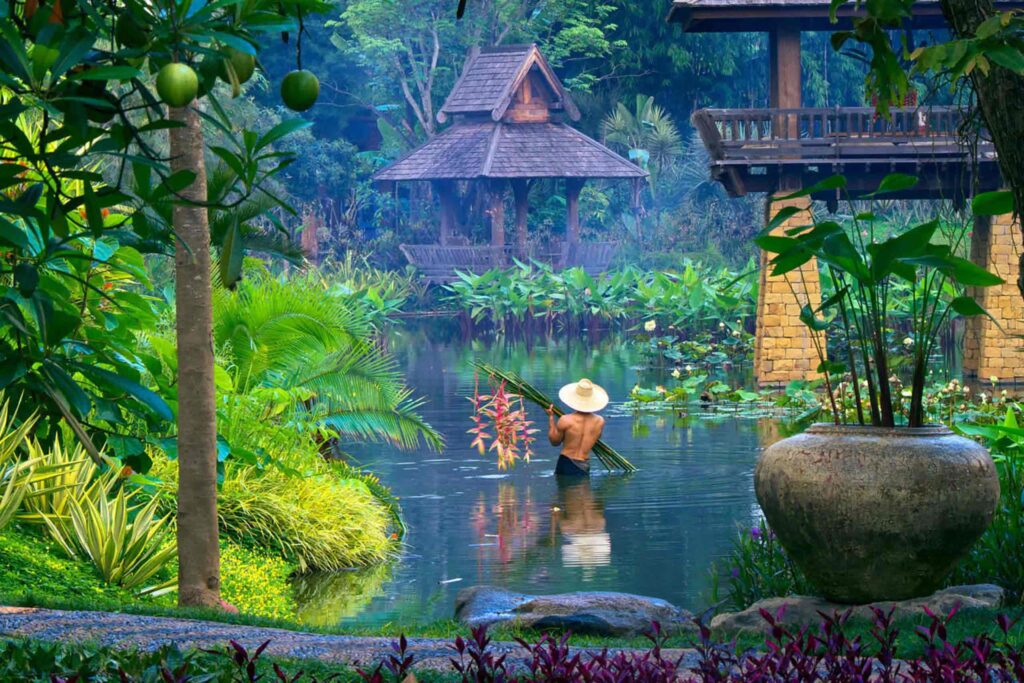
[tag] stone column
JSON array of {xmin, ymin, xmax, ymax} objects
[
  {"xmin": 754, "ymin": 195, "xmax": 825, "ymax": 386},
  {"xmin": 963, "ymin": 212, "xmax": 1024, "ymax": 381}
]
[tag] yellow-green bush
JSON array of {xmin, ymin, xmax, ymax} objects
[
  {"xmin": 217, "ymin": 460, "xmax": 393, "ymax": 572},
  {"xmin": 219, "ymin": 542, "xmax": 296, "ymax": 619},
  {"xmin": 153, "ymin": 393, "xmax": 396, "ymax": 573}
]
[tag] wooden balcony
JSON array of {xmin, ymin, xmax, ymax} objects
[
  {"xmin": 399, "ymin": 241, "xmax": 619, "ymax": 284},
  {"xmin": 691, "ymin": 106, "xmax": 1001, "ymax": 201}
]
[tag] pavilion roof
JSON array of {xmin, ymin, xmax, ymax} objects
[
  {"xmin": 373, "ymin": 120, "xmax": 647, "ymax": 181},
  {"xmin": 668, "ymin": 0, "xmax": 1024, "ymax": 31},
  {"xmin": 438, "ymin": 44, "xmax": 581, "ymax": 123}
]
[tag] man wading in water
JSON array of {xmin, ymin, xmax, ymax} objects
[{"xmin": 547, "ymin": 378, "xmax": 607, "ymax": 476}]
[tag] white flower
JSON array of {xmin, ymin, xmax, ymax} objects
[
  {"xmin": 1002, "ymin": 389, "xmax": 1009, "ymax": 397},
  {"xmin": 990, "ymin": 375, "xmax": 999, "ymax": 385},
  {"xmin": 732, "ymin": 330, "xmax": 740, "ymax": 337},
  {"xmin": 903, "ymin": 337, "xmax": 913, "ymax": 347},
  {"xmin": 644, "ymin": 320, "xmax": 657, "ymax": 332},
  {"xmin": 685, "ymin": 364, "xmax": 693, "ymax": 372},
  {"xmin": 719, "ymin": 322, "xmax": 726, "ymax": 329},
  {"xmin": 980, "ymin": 392, "xmax": 988, "ymax": 402},
  {"xmin": 963, "ymin": 386, "xmax": 970, "ymax": 394},
  {"xmin": 671, "ymin": 368, "xmax": 681, "ymax": 379}
]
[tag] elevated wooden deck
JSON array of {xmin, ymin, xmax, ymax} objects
[
  {"xmin": 691, "ymin": 106, "xmax": 1001, "ymax": 200},
  {"xmin": 399, "ymin": 242, "xmax": 619, "ymax": 283}
]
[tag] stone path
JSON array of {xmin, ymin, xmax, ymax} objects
[{"xmin": 0, "ymin": 606, "xmax": 700, "ymax": 671}]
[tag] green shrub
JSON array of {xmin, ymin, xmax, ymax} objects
[
  {"xmin": 217, "ymin": 460, "xmax": 393, "ymax": 572},
  {"xmin": 953, "ymin": 408, "xmax": 1024, "ymax": 601},
  {"xmin": 0, "ymin": 405, "xmax": 51, "ymax": 533},
  {"xmin": 0, "ymin": 525, "xmax": 133, "ymax": 604},
  {"xmin": 711, "ymin": 518, "xmax": 813, "ymax": 611},
  {"xmin": 220, "ymin": 541, "xmax": 297, "ymax": 620},
  {"xmin": 41, "ymin": 471, "xmax": 175, "ymax": 592}
]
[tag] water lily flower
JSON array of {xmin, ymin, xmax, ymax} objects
[
  {"xmin": 685, "ymin": 364, "xmax": 693, "ymax": 372},
  {"xmin": 655, "ymin": 385, "xmax": 666, "ymax": 394},
  {"xmin": 644, "ymin": 320, "xmax": 657, "ymax": 332},
  {"xmin": 903, "ymin": 337, "xmax": 913, "ymax": 347},
  {"xmin": 990, "ymin": 376, "xmax": 999, "ymax": 385},
  {"xmin": 719, "ymin": 322, "xmax": 725, "ymax": 329},
  {"xmin": 732, "ymin": 330, "xmax": 740, "ymax": 337},
  {"xmin": 671, "ymin": 368, "xmax": 681, "ymax": 379},
  {"xmin": 963, "ymin": 386, "xmax": 970, "ymax": 394}
]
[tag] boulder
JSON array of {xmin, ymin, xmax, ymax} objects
[
  {"xmin": 711, "ymin": 584, "xmax": 1006, "ymax": 635},
  {"xmin": 455, "ymin": 586, "xmax": 695, "ymax": 636}
]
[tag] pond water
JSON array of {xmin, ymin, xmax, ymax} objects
[{"xmin": 292, "ymin": 323, "xmax": 785, "ymax": 628}]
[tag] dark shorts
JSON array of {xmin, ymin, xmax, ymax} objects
[{"xmin": 555, "ymin": 454, "xmax": 590, "ymax": 476}]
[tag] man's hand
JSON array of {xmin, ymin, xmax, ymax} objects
[{"xmin": 546, "ymin": 404, "xmax": 555, "ymax": 417}]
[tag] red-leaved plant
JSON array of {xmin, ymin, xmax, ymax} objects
[{"xmin": 468, "ymin": 374, "xmax": 538, "ymax": 469}]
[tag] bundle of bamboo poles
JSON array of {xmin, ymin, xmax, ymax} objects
[{"xmin": 472, "ymin": 361, "xmax": 637, "ymax": 472}]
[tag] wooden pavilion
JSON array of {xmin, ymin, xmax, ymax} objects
[
  {"xmin": 373, "ymin": 44, "xmax": 647, "ymax": 283},
  {"xmin": 670, "ymin": 0, "xmax": 1024, "ymax": 384}
]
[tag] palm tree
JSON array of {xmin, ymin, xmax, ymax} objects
[
  {"xmin": 213, "ymin": 274, "xmax": 443, "ymax": 452},
  {"xmin": 601, "ymin": 95, "xmax": 683, "ymax": 184}
]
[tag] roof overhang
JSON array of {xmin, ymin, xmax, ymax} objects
[{"xmin": 667, "ymin": 0, "xmax": 1007, "ymax": 32}]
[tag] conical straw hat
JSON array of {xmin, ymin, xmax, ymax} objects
[{"xmin": 558, "ymin": 378, "xmax": 609, "ymax": 413}]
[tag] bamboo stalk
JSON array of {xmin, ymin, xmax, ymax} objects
[{"xmin": 472, "ymin": 361, "xmax": 637, "ymax": 472}]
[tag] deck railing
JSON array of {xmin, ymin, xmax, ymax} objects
[
  {"xmin": 399, "ymin": 242, "xmax": 619, "ymax": 283},
  {"xmin": 691, "ymin": 106, "xmax": 987, "ymax": 164}
]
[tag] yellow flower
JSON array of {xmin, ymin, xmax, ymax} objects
[
  {"xmin": 671, "ymin": 368, "xmax": 681, "ymax": 379},
  {"xmin": 644, "ymin": 320, "xmax": 657, "ymax": 332}
]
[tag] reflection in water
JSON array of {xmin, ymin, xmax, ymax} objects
[
  {"xmin": 292, "ymin": 563, "xmax": 392, "ymax": 627},
  {"xmin": 554, "ymin": 477, "xmax": 610, "ymax": 575},
  {"xmin": 298, "ymin": 325, "xmax": 771, "ymax": 627}
]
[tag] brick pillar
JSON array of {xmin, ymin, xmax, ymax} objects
[
  {"xmin": 963, "ymin": 212, "xmax": 1024, "ymax": 381},
  {"xmin": 754, "ymin": 195, "xmax": 824, "ymax": 386}
]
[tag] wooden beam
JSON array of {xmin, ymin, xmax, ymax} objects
[
  {"xmin": 488, "ymin": 180, "xmax": 506, "ymax": 249},
  {"xmin": 769, "ymin": 24, "xmax": 801, "ymax": 137},
  {"xmin": 433, "ymin": 180, "xmax": 457, "ymax": 246},
  {"xmin": 565, "ymin": 178, "xmax": 585, "ymax": 245},
  {"xmin": 511, "ymin": 179, "xmax": 530, "ymax": 257}
]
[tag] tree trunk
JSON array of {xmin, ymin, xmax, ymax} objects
[
  {"xmin": 169, "ymin": 105, "xmax": 221, "ymax": 608},
  {"xmin": 939, "ymin": 0, "xmax": 1024, "ymax": 296}
]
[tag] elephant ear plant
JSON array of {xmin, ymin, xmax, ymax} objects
[{"xmin": 756, "ymin": 174, "xmax": 1005, "ymax": 427}]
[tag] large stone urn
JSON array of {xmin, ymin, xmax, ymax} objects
[{"xmin": 755, "ymin": 424, "xmax": 999, "ymax": 604}]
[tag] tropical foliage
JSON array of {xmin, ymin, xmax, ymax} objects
[
  {"xmin": 758, "ymin": 176, "xmax": 1002, "ymax": 427},
  {"xmin": 208, "ymin": 273, "xmax": 441, "ymax": 452},
  {"xmin": 444, "ymin": 259, "xmax": 758, "ymax": 336}
]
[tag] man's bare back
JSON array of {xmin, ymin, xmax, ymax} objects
[{"xmin": 547, "ymin": 405, "xmax": 605, "ymax": 474}]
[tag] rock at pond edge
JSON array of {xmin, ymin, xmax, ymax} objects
[
  {"xmin": 455, "ymin": 586, "xmax": 696, "ymax": 637},
  {"xmin": 711, "ymin": 584, "xmax": 1006, "ymax": 635}
]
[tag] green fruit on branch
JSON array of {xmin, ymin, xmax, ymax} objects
[
  {"xmin": 114, "ymin": 14, "xmax": 149, "ymax": 48},
  {"xmin": 156, "ymin": 63, "xmax": 198, "ymax": 107},
  {"xmin": 220, "ymin": 47, "xmax": 256, "ymax": 85},
  {"xmin": 280, "ymin": 69, "xmax": 318, "ymax": 111}
]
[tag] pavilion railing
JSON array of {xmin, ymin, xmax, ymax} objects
[
  {"xmin": 399, "ymin": 242, "xmax": 619, "ymax": 283},
  {"xmin": 691, "ymin": 106, "xmax": 988, "ymax": 164}
]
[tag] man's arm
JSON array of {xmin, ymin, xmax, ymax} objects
[{"xmin": 547, "ymin": 404, "xmax": 564, "ymax": 445}]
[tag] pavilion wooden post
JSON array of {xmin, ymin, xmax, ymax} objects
[
  {"xmin": 511, "ymin": 179, "xmax": 530, "ymax": 258},
  {"xmin": 433, "ymin": 180, "xmax": 458, "ymax": 246},
  {"xmin": 488, "ymin": 180, "xmax": 506, "ymax": 265},
  {"xmin": 769, "ymin": 23, "xmax": 801, "ymax": 148},
  {"xmin": 565, "ymin": 178, "xmax": 585, "ymax": 245}
]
